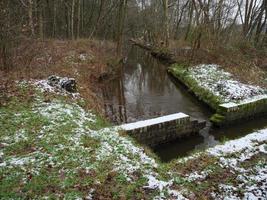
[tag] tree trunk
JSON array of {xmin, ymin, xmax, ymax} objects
[
  {"xmin": 185, "ymin": 1, "xmax": 193, "ymax": 40},
  {"xmin": 28, "ymin": 0, "xmax": 35, "ymax": 37},
  {"xmin": 81, "ymin": 0, "xmax": 84, "ymax": 37},
  {"xmin": 64, "ymin": 3, "xmax": 70, "ymax": 38},
  {"xmin": 162, "ymin": 0, "xmax": 169, "ymax": 47},
  {"xmin": 71, "ymin": 0, "xmax": 76, "ymax": 40},
  {"xmin": 89, "ymin": 0, "xmax": 105, "ymax": 38},
  {"xmin": 254, "ymin": 0, "xmax": 266, "ymax": 44},
  {"xmin": 53, "ymin": 0, "xmax": 57, "ymax": 38},
  {"xmin": 116, "ymin": 0, "xmax": 128, "ymax": 56},
  {"xmin": 38, "ymin": 1, "xmax": 43, "ymax": 39},
  {"xmin": 77, "ymin": 0, "xmax": 81, "ymax": 39}
]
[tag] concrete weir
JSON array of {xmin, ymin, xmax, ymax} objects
[
  {"xmin": 120, "ymin": 113, "xmax": 206, "ymax": 147},
  {"xmin": 212, "ymin": 95, "xmax": 267, "ymax": 125}
]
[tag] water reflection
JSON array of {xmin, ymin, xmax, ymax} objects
[
  {"xmin": 101, "ymin": 47, "xmax": 267, "ymax": 162},
  {"xmin": 154, "ymin": 116, "xmax": 267, "ymax": 162},
  {"xmin": 102, "ymin": 47, "xmax": 211, "ymax": 124}
]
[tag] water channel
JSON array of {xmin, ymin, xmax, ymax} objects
[{"xmin": 101, "ymin": 46, "xmax": 267, "ymax": 162}]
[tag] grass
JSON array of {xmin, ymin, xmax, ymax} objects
[
  {"xmin": 0, "ymin": 86, "xmax": 106, "ymax": 198},
  {"xmin": 169, "ymin": 153, "xmax": 252, "ymax": 199},
  {"xmin": 168, "ymin": 38, "xmax": 267, "ymax": 88},
  {"xmin": 1, "ymin": 82, "xmax": 267, "ymax": 199},
  {"xmin": 1, "ymin": 39, "xmax": 119, "ymax": 113},
  {"xmin": 0, "ymin": 83, "xmax": 163, "ymax": 199}
]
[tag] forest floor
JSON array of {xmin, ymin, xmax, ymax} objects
[
  {"xmin": 168, "ymin": 40, "xmax": 267, "ymax": 88},
  {"xmin": 0, "ymin": 39, "xmax": 119, "ymax": 113},
  {"xmin": 0, "ymin": 79, "xmax": 266, "ymax": 199}
]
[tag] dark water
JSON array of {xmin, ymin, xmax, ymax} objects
[{"xmin": 102, "ymin": 47, "xmax": 267, "ymax": 162}]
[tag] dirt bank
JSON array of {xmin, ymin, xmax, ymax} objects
[
  {"xmin": 0, "ymin": 39, "xmax": 119, "ymax": 112},
  {"xmin": 130, "ymin": 39, "xmax": 267, "ymax": 88}
]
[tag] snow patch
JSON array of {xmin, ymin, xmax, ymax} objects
[
  {"xmin": 186, "ymin": 170, "xmax": 211, "ymax": 182},
  {"xmin": 208, "ymin": 129, "xmax": 267, "ymax": 156},
  {"xmin": 32, "ymin": 79, "xmax": 80, "ymax": 98},
  {"xmin": 207, "ymin": 128, "xmax": 267, "ymax": 199},
  {"xmin": 188, "ymin": 64, "xmax": 266, "ymax": 103},
  {"xmin": 120, "ymin": 113, "xmax": 189, "ymax": 130}
]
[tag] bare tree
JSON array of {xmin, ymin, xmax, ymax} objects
[
  {"xmin": 71, "ymin": 0, "xmax": 76, "ymax": 40},
  {"xmin": 116, "ymin": 0, "xmax": 128, "ymax": 56},
  {"xmin": 162, "ymin": 0, "xmax": 170, "ymax": 46},
  {"xmin": 28, "ymin": 0, "xmax": 35, "ymax": 36}
]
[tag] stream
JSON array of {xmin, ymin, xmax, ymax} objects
[{"xmin": 101, "ymin": 47, "xmax": 267, "ymax": 162}]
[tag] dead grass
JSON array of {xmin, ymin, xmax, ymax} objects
[
  {"xmin": 169, "ymin": 154, "xmax": 218, "ymax": 176},
  {"xmin": 169, "ymin": 39, "xmax": 267, "ymax": 88},
  {"xmin": 0, "ymin": 39, "xmax": 117, "ymax": 113},
  {"xmin": 0, "ymin": 71, "xmax": 36, "ymax": 107}
]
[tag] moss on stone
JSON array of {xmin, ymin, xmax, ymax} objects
[
  {"xmin": 169, "ymin": 64, "xmax": 267, "ymax": 126},
  {"xmin": 214, "ymin": 97, "xmax": 267, "ymax": 125},
  {"xmin": 168, "ymin": 65, "xmax": 222, "ymax": 111},
  {"xmin": 210, "ymin": 114, "xmax": 225, "ymax": 125}
]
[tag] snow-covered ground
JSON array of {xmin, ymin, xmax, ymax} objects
[
  {"xmin": 188, "ymin": 64, "xmax": 267, "ymax": 103},
  {"xmin": 1, "ymin": 79, "xmax": 266, "ymax": 199},
  {"xmin": 208, "ymin": 129, "xmax": 267, "ymax": 199},
  {"xmin": 0, "ymin": 80, "xmax": 187, "ymax": 199},
  {"xmin": 180, "ymin": 128, "xmax": 267, "ymax": 199}
]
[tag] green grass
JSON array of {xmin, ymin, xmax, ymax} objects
[
  {"xmin": 0, "ymin": 86, "xmax": 109, "ymax": 198},
  {"xmin": 0, "ymin": 84, "xmax": 156, "ymax": 199},
  {"xmin": 1, "ymin": 83, "xmax": 267, "ymax": 199}
]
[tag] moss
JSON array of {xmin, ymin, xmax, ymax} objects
[
  {"xmin": 215, "ymin": 96, "xmax": 267, "ymax": 125},
  {"xmin": 169, "ymin": 64, "xmax": 267, "ymax": 125},
  {"xmin": 210, "ymin": 114, "xmax": 225, "ymax": 125},
  {"xmin": 168, "ymin": 65, "xmax": 222, "ymax": 111}
]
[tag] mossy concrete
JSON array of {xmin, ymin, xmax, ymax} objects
[
  {"xmin": 121, "ymin": 113, "xmax": 206, "ymax": 147},
  {"xmin": 168, "ymin": 66, "xmax": 222, "ymax": 111},
  {"xmin": 213, "ymin": 97, "xmax": 267, "ymax": 125},
  {"xmin": 169, "ymin": 65, "xmax": 267, "ymax": 126}
]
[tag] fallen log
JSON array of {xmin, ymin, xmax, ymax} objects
[
  {"xmin": 129, "ymin": 38, "xmax": 153, "ymax": 51},
  {"xmin": 129, "ymin": 38, "xmax": 176, "ymax": 65}
]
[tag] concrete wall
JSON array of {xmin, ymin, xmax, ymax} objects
[
  {"xmin": 211, "ymin": 96, "xmax": 267, "ymax": 125},
  {"xmin": 120, "ymin": 113, "xmax": 206, "ymax": 147},
  {"xmin": 169, "ymin": 65, "xmax": 267, "ymax": 126}
]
